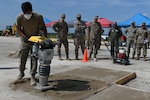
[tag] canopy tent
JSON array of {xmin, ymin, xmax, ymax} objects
[
  {"xmin": 86, "ymin": 18, "xmax": 114, "ymax": 28},
  {"xmin": 46, "ymin": 19, "xmax": 87, "ymax": 27},
  {"xmin": 45, "ymin": 20, "xmax": 59, "ymax": 27},
  {"xmin": 67, "ymin": 20, "xmax": 87, "ymax": 28},
  {"xmin": 118, "ymin": 13, "xmax": 150, "ymax": 27},
  {"xmin": 43, "ymin": 17, "xmax": 51, "ymax": 24}
]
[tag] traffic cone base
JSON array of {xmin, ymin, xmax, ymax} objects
[{"xmin": 82, "ymin": 49, "xmax": 88, "ymax": 62}]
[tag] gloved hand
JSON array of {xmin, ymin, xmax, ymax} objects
[
  {"xmin": 44, "ymin": 35, "xmax": 48, "ymax": 38},
  {"xmin": 23, "ymin": 36, "xmax": 29, "ymax": 42}
]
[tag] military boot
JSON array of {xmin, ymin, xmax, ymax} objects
[
  {"xmin": 58, "ymin": 56, "xmax": 63, "ymax": 60},
  {"xmin": 75, "ymin": 56, "xmax": 79, "ymax": 60},
  {"xmin": 132, "ymin": 55, "xmax": 135, "ymax": 59},
  {"xmin": 144, "ymin": 55, "xmax": 147, "ymax": 61},
  {"xmin": 58, "ymin": 50, "xmax": 63, "ymax": 60},
  {"xmin": 66, "ymin": 54, "xmax": 71, "ymax": 60},
  {"xmin": 30, "ymin": 76, "xmax": 36, "ymax": 86},
  {"xmin": 16, "ymin": 72, "xmax": 25, "ymax": 80},
  {"xmin": 136, "ymin": 55, "xmax": 140, "ymax": 60},
  {"xmin": 127, "ymin": 53, "xmax": 130, "ymax": 58}
]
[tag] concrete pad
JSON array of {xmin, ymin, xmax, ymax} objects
[
  {"xmin": 60, "ymin": 66, "xmax": 136, "ymax": 84},
  {"xmin": 10, "ymin": 66, "xmax": 136, "ymax": 100},
  {"xmin": 10, "ymin": 74, "xmax": 109, "ymax": 100},
  {"xmin": 86, "ymin": 84, "xmax": 150, "ymax": 100}
]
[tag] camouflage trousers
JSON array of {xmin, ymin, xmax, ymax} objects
[
  {"xmin": 127, "ymin": 39, "xmax": 136, "ymax": 57},
  {"xmin": 19, "ymin": 42, "xmax": 37, "ymax": 77},
  {"xmin": 74, "ymin": 38, "xmax": 85, "ymax": 58},
  {"xmin": 89, "ymin": 38, "xmax": 100, "ymax": 58},
  {"xmin": 57, "ymin": 38, "xmax": 69, "ymax": 58},
  {"xmin": 136, "ymin": 43, "xmax": 147, "ymax": 57}
]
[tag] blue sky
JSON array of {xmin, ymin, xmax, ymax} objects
[{"xmin": 1, "ymin": 0, "xmax": 150, "ymax": 32}]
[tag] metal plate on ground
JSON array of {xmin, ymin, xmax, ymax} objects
[
  {"xmin": 61, "ymin": 66, "xmax": 136, "ymax": 84},
  {"xmin": 86, "ymin": 84, "xmax": 150, "ymax": 100}
]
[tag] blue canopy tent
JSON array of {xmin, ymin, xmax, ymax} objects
[
  {"xmin": 43, "ymin": 17, "xmax": 52, "ymax": 24},
  {"xmin": 118, "ymin": 13, "xmax": 150, "ymax": 27}
]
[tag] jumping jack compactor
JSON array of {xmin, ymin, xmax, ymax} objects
[{"xmin": 28, "ymin": 36, "xmax": 55, "ymax": 91}]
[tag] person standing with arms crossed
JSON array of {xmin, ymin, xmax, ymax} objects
[
  {"xmin": 87, "ymin": 16, "xmax": 104, "ymax": 61},
  {"xmin": 73, "ymin": 14, "xmax": 86, "ymax": 60},
  {"xmin": 16, "ymin": 2, "xmax": 48, "ymax": 86},
  {"xmin": 52, "ymin": 14, "xmax": 71, "ymax": 60},
  {"xmin": 124, "ymin": 21, "xmax": 137, "ymax": 59},
  {"xmin": 108, "ymin": 22, "xmax": 122, "ymax": 58},
  {"xmin": 135, "ymin": 22, "xmax": 149, "ymax": 61}
]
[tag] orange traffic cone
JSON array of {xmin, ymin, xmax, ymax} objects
[{"xmin": 82, "ymin": 49, "xmax": 88, "ymax": 62}]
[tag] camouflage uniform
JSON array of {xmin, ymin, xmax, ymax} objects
[
  {"xmin": 147, "ymin": 31, "xmax": 150, "ymax": 48},
  {"xmin": 124, "ymin": 22, "xmax": 137, "ymax": 59},
  {"xmin": 52, "ymin": 14, "xmax": 70, "ymax": 60},
  {"xmin": 108, "ymin": 22, "xmax": 122, "ymax": 58},
  {"xmin": 135, "ymin": 22, "xmax": 149, "ymax": 60},
  {"xmin": 87, "ymin": 16, "xmax": 103, "ymax": 60},
  {"xmin": 73, "ymin": 14, "xmax": 86, "ymax": 59}
]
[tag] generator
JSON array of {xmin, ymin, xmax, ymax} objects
[{"xmin": 113, "ymin": 48, "xmax": 130, "ymax": 65}]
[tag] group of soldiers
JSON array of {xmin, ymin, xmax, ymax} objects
[
  {"xmin": 52, "ymin": 14, "xmax": 104, "ymax": 61},
  {"xmin": 124, "ymin": 21, "xmax": 149, "ymax": 61},
  {"xmin": 52, "ymin": 13, "xmax": 150, "ymax": 61}
]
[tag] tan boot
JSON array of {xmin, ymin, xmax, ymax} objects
[
  {"xmin": 144, "ymin": 56, "xmax": 147, "ymax": 61},
  {"xmin": 136, "ymin": 55, "xmax": 140, "ymax": 60},
  {"xmin": 132, "ymin": 55, "xmax": 135, "ymax": 59},
  {"xmin": 17, "ymin": 72, "xmax": 25, "ymax": 80},
  {"xmin": 66, "ymin": 57, "xmax": 71, "ymax": 60},
  {"xmin": 58, "ymin": 56, "xmax": 63, "ymax": 60},
  {"xmin": 30, "ymin": 76, "xmax": 36, "ymax": 86}
]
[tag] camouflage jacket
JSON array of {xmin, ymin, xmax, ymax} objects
[
  {"xmin": 136, "ymin": 27, "xmax": 149, "ymax": 44},
  {"xmin": 52, "ymin": 20, "xmax": 68, "ymax": 39},
  {"xmin": 87, "ymin": 22, "xmax": 103, "ymax": 39},
  {"xmin": 73, "ymin": 20, "xmax": 86, "ymax": 39},
  {"xmin": 124, "ymin": 26, "xmax": 137, "ymax": 39}
]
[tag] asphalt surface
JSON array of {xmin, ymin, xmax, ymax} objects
[{"xmin": 1, "ymin": 36, "xmax": 150, "ymax": 100}]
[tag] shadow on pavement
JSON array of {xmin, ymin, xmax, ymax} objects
[
  {"xmin": 0, "ymin": 67, "xmax": 18, "ymax": 70},
  {"xmin": 51, "ymin": 79, "xmax": 90, "ymax": 91}
]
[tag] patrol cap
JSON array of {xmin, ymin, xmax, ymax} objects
[
  {"xmin": 94, "ymin": 16, "xmax": 98, "ymax": 20},
  {"xmin": 131, "ymin": 21, "xmax": 135, "ymax": 25},
  {"xmin": 76, "ymin": 14, "xmax": 81, "ymax": 18},
  {"xmin": 61, "ymin": 14, "xmax": 65, "ymax": 18},
  {"xmin": 141, "ymin": 22, "xmax": 146, "ymax": 26}
]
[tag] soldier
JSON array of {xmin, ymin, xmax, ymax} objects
[
  {"xmin": 73, "ymin": 14, "xmax": 86, "ymax": 60},
  {"xmin": 108, "ymin": 22, "xmax": 122, "ymax": 58},
  {"xmin": 16, "ymin": 2, "xmax": 48, "ymax": 86},
  {"xmin": 87, "ymin": 16, "xmax": 104, "ymax": 61},
  {"xmin": 147, "ymin": 31, "xmax": 150, "ymax": 48},
  {"xmin": 135, "ymin": 22, "xmax": 149, "ymax": 61},
  {"xmin": 124, "ymin": 21, "xmax": 137, "ymax": 59},
  {"xmin": 52, "ymin": 14, "xmax": 71, "ymax": 60}
]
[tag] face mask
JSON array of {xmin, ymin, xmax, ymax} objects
[
  {"xmin": 77, "ymin": 17, "xmax": 81, "ymax": 20},
  {"xmin": 24, "ymin": 14, "xmax": 32, "ymax": 20}
]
